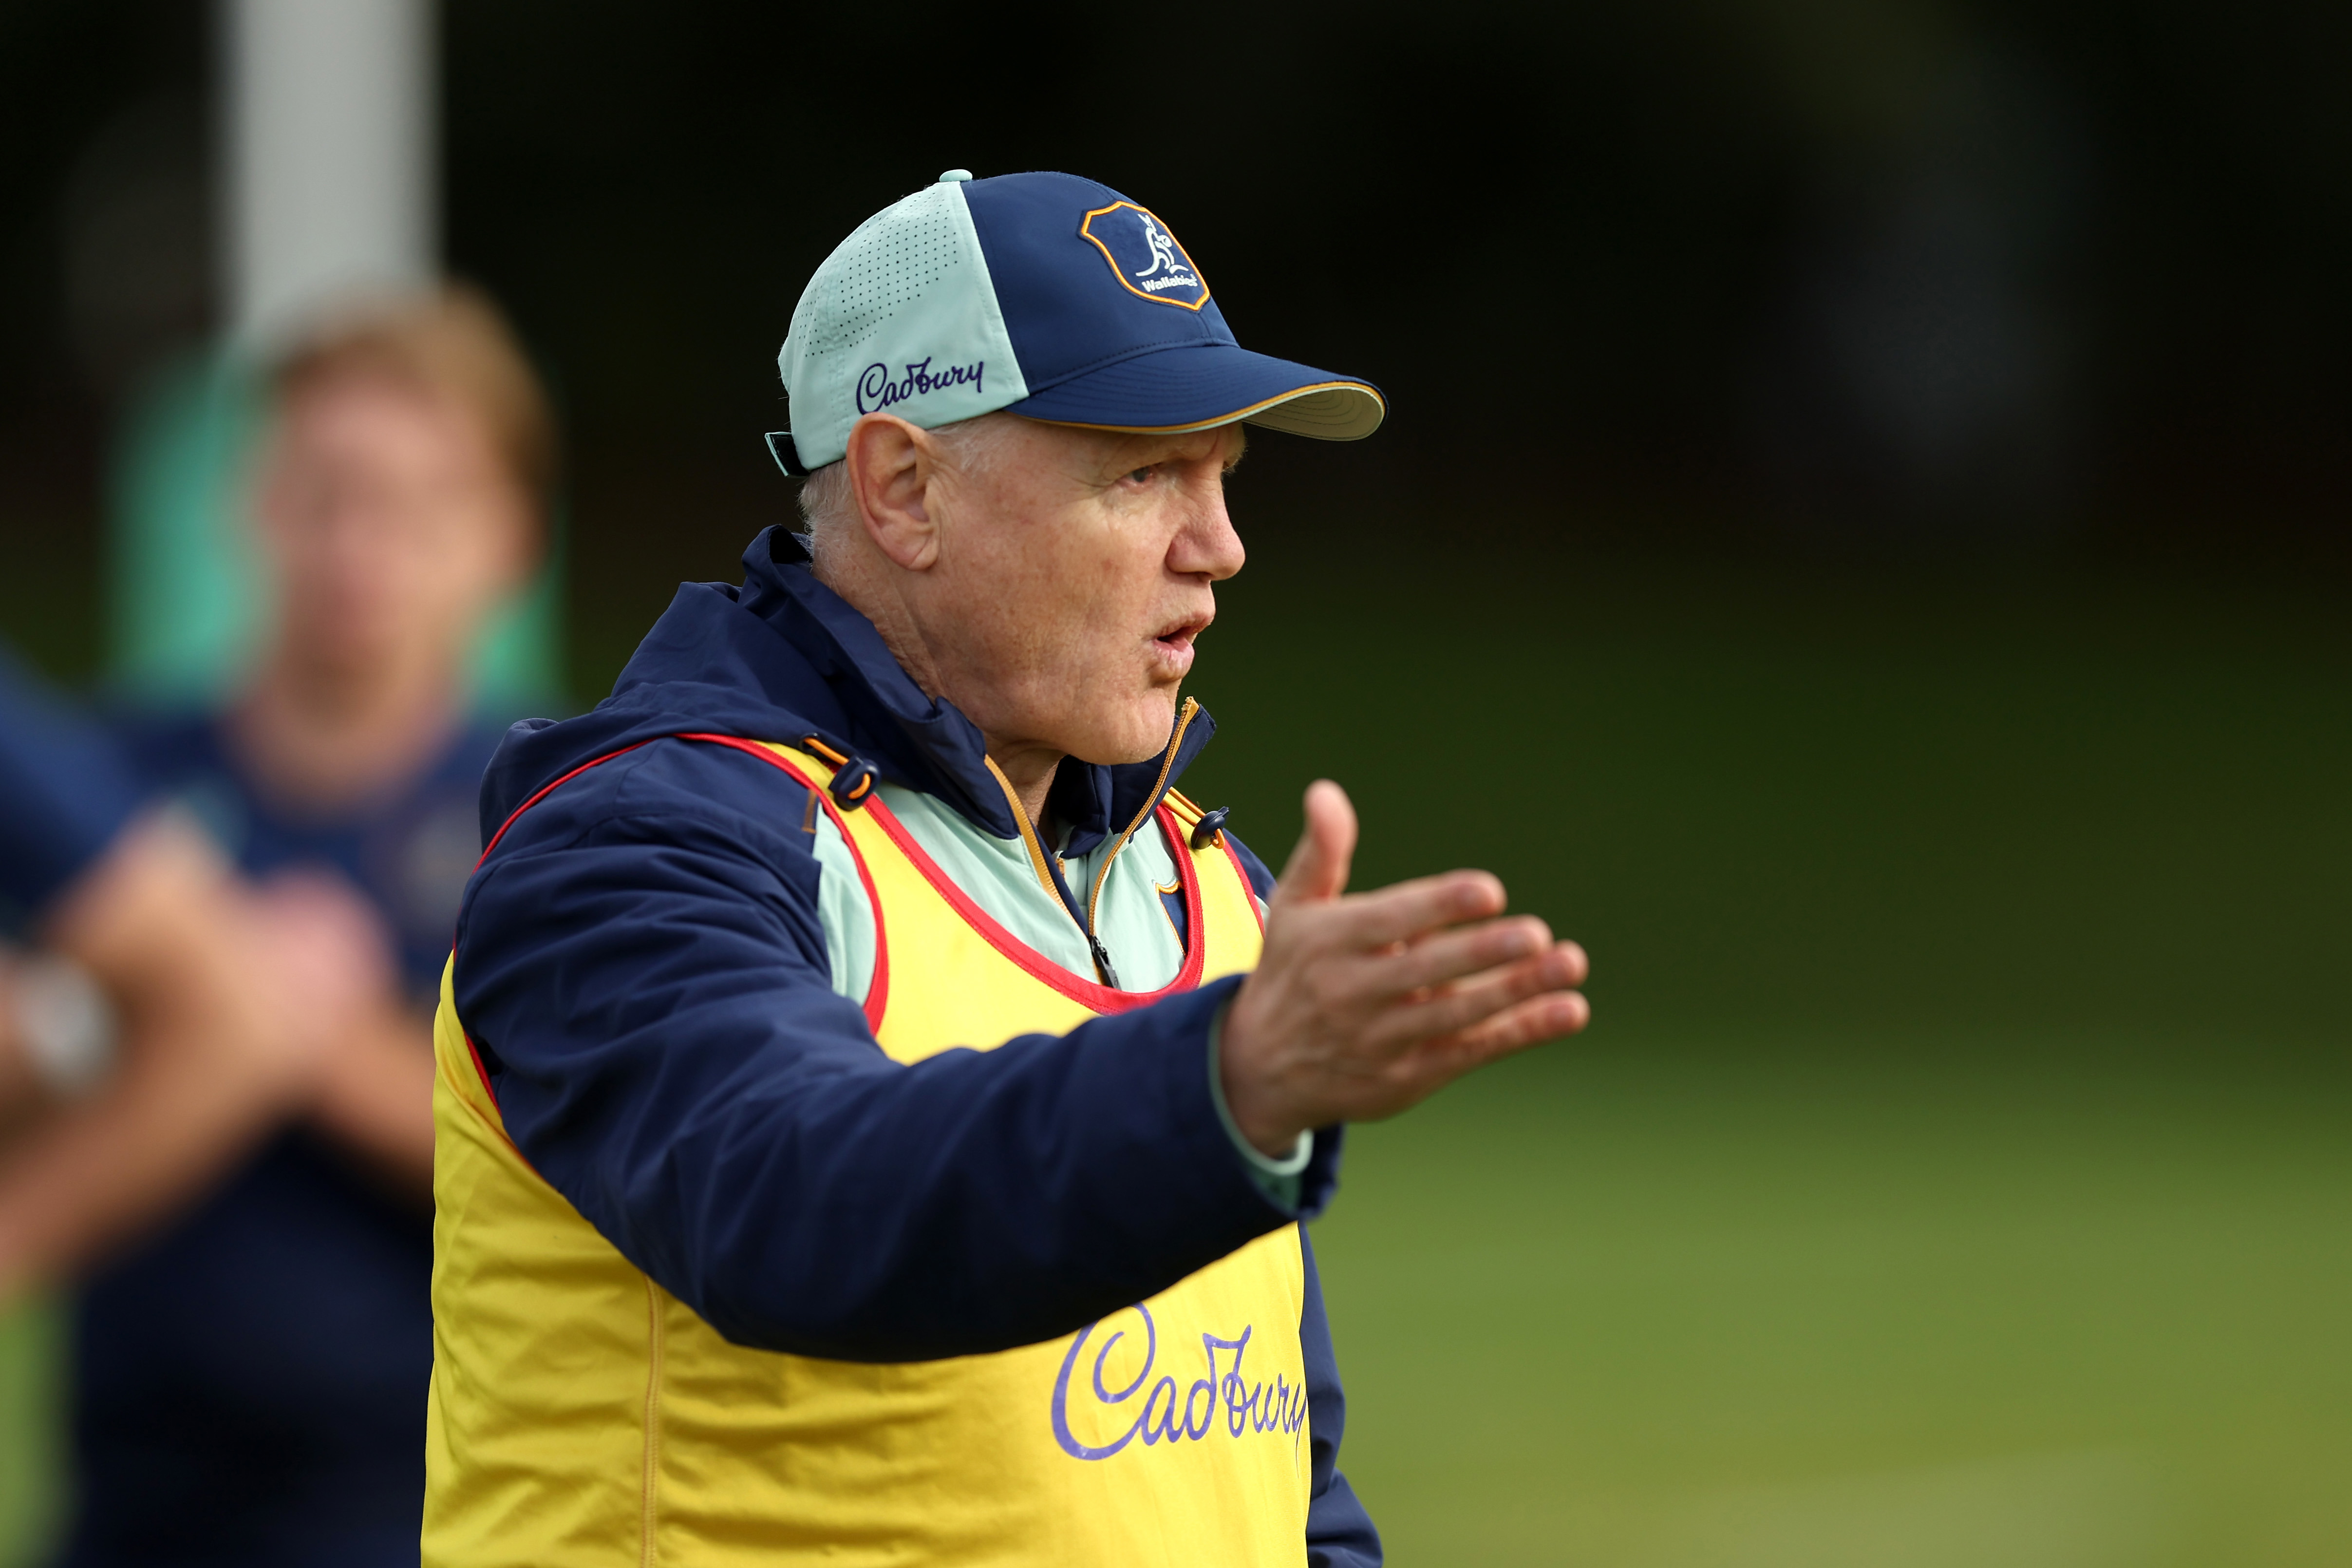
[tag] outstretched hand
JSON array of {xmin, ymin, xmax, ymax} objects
[{"xmin": 1218, "ymin": 781, "xmax": 1589, "ymax": 1157}]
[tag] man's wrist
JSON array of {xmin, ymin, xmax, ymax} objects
[{"xmin": 1206, "ymin": 1001, "xmax": 1312, "ymax": 1209}]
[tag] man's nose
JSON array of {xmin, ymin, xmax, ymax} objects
[{"xmin": 1169, "ymin": 476, "xmax": 1246, "ymax": 582}]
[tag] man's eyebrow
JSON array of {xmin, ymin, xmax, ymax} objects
[{"xmin": 1222, "ymin": 431, "xmax": 1248, "ymax": 473}]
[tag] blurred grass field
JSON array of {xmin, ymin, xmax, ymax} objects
[
  {"xmin": 1182, "ymin": 541, "xmax": 2349, "ymax": 1567},
  {"xmin": 1303, "ymin": 1045, "xmax": 2352, "ymax": 1566},
  {"xmin": 2, "ymin": 537, "xmax": 2343, "ymax": 1565}
]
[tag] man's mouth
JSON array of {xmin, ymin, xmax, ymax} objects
[
  {"xmin": 1151, "ymin": 618, "xmax": 1205, "ymax": 653},
  {"xmin": 1148, "ymin": 617, "xmax": 1207, "ymax": 678}
]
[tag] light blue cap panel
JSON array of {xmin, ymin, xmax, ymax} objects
[{"xmin": 774, "ymin": 181, "xmax": 1028, "ymax": 472}]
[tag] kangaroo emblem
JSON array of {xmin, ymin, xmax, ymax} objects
[
  {"xmin": 1079, "ymin": 200, "xmax": 1210, "ymax": 309},
  {"xmin": 1133, "ymin": 214, "xmax": 1189, "ymax": 281}
]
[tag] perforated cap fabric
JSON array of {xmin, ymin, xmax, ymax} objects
[
  {"xmin": 769, "ymin": 171, "xmax": 1383, "ymax": 474},
  {"xmin": 774, "ymin": 181, "xmax": 1028, "ymax": 472}
]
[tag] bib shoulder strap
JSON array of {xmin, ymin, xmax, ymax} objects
[
  {"xmin": 673, "ymin": 737, "xmax": 891, "ymax": 1031},
  {"xmin": 470, "ymin": 733, "xmax": 891, "ymax": 1032},
  {"xmin": 1162, "ymin": 787, "xmax": 1207, "ymax": 831}
]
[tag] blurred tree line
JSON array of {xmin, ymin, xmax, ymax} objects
[{"xmin": 1, "ymin": 0, "xmax": 2344, "ymax": 693}]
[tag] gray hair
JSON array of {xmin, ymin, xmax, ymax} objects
[{"xmin": 796, "ymin": 412, "xmax": 1019, "ymax": 571}]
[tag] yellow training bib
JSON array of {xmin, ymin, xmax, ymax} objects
[{"xmin": 423, "ymin": 738, "xmax": 1307, "ymax": 1567}]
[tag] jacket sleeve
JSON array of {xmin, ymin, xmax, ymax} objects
[
  {"xmin": 1300, "ymin": 1227, "xmax": 1383, "ymax": 1567},
  {"xmin": 452, "ymin": 739, "xmax": 1342, "ymax": 1362}
]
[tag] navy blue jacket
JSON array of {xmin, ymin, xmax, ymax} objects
[{"xmin": 454, "ymin": 527, "xmax": 1379, "ymax": 1565}]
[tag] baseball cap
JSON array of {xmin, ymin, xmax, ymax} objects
[{"xmin": 766, "ymin": 170, "xmax": 1385, "ymax": 475}]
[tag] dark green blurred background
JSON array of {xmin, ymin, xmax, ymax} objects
[
  {"xmin": 1182, "ymin": 544, "xmax": 2351, "ymax": 1564},
  {"xmin": 2, "ymin": 1, "xmax": 2346, "ymax": 1563}
]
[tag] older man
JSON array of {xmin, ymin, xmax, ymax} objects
[{"xmin": 425, "ymin": 170, "xmax": 1589, "ymax": 1568}]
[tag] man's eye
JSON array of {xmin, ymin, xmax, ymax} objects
[{"xmin": 1127, "ymin": 467, "xmax": 1154, "ymax": 484}]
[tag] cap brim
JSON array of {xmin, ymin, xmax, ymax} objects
[{"xmin": 1004, "ymin": 343, "xmax": 1385, "ymax": 441}]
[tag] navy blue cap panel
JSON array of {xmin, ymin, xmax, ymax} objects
[
  {"xmin": 1006, "ymin": 342, "xmax": 1384, "ymax": 436},
  {"xmin": 961, "ymin": 172, "xmax": 1236, "ymax": 394},
  {"xmin": 771, "ymin": 168, "xmax": 1385, "ymax": 462}
]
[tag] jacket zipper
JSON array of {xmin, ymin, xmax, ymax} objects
[
  {"xmin": 981, "ymin": 755, "xmax": 1125, "ymax": 989},
  {"xmin": 980, "ymin": 695, "xmax": 1199, "ymax": 992},
  {"xmin": 1085, "ymin": 695, "xmax": 1198, "ymax": 948}
]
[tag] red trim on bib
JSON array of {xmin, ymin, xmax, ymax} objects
[
  {"xmin": 478, "ymin": 742, "xmax": 651, "ymax": 866},
  {"xmin": 467, "ymin": 732, "xmax": 1242, "ymax": 1030},
  {"xmin": 860, "ymin": 791, "xmax": 1206, "ymax": 1015},
  {"xmin": 470, "ymin": 734, "xmax": 893, "ymax": 1034},
  {"xmin": 462, "ymin": 742, "xmax": 654, "ymax": 1126},
  {"xmin": 674, "ymin": 735, "xmax": 891, "ymax": 1032}
]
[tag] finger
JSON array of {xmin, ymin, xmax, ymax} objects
[
  {"xmin": 1319, "ymin": 869, "xmax": 1508, "ymax": 950},
  {"xmin": 1272, "ymin": 780, "xmax": 1356, "ymax": 907},
  {"xmin": 1369, "ymin": 942, "xmax": 1587, "ymax": 1051},
  {"xmin": 1413, "ymin": 988, "xmax": 1591, "ymax": 1078},
  {"xmin": 1340, "ymin": 915, "xmax": 1554, "ymax": 1003}
]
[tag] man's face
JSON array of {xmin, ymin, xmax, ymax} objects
[
  {"xmin": 914, "ymin": 418, "xmax": 1246, "ymax": 768},
  {"xmin": 254, "ymin": 372, "xmax": 532, "ymax": 686}
]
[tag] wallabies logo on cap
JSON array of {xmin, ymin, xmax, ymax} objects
[{"xmin": 1078, "ymin": 201, "xmax": 1211, "ymax": 311}]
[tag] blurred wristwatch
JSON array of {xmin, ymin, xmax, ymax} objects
[{"xmin": 8, "ymin": 952, "xmax": 119, "ymax": 1099}]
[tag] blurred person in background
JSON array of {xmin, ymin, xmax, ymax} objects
[
  {"xmin": 0, "ymin": 650, "xmax": 364, "ymax": 1303},
  {"xmin": 60, "ymin": 286, "xmax": 552, "ymax": 1568}
]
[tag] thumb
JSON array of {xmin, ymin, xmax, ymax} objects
[{"xmin": 1274, "ymin": 779, "xmax": 1356, "ymax": 907}]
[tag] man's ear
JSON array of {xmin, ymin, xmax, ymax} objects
[{"xmin": 844, "ymin": 414, "xmax": 942, "ymax": 571}]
